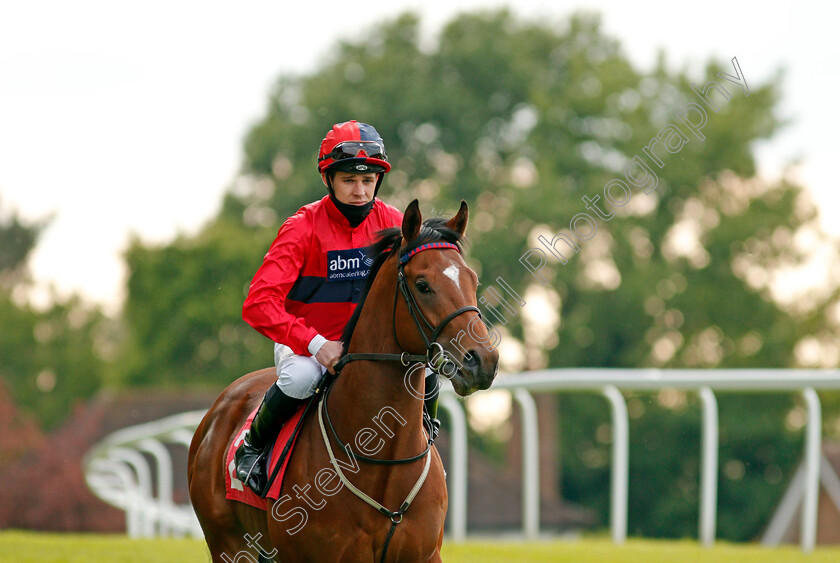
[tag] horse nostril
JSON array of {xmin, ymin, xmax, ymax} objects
[{"xmin": 463, "ymin": 350, "xmax": 481, "ymax": 371}]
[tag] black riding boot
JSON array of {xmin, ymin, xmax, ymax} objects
[
  {"xmin": 424, "ymin": 369, "xmax": 441, "ymax": 441},
  {"xmin": 234, "ymin": 384, "xmax": 302, "ymax": 494}
]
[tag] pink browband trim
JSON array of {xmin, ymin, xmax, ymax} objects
[{"xmin": 399, "ymin": 242, "xmax": 460, "ymax": 264}]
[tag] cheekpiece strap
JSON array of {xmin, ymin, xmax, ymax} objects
[{"xmin": 399, "ymin": 242, "xmax": 459, "ymax": 265}]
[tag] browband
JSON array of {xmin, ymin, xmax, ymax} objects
[{"xmin": 399, "ymin": 242, "xmax": 460, "ymax": 265}]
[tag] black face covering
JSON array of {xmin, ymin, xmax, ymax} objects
[{"xmin": 330, "ymin": 195, "xmax": 374, "ymax": 227}]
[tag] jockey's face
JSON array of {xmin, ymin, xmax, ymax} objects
[{"xmin": 324, "ymin": 171, "xmax": 377, "ymax": 205}]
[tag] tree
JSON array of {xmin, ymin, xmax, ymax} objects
[
  {"xmin": 118, "ymin": 10, "xmax": 840, "ymax": 540},
  {"xmin": 121, "ymin": 217, "xmax": 272, "ymax": 386},
  {"xmin": 0, "ymin": 196, "xmax": 46, "ymax": 287},
  {"xmin": 0, "ymin": 398, "xmax": 124, "ymax": 532},
  {"xmin": 0, "ymin": 378, "xmax": 42, "ymax": 470},
  {"xmin": 0, "ymin": 198, "xmax": 107, "ymax": 430}
]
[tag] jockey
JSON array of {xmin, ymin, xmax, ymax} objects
[{"xmin": 234, "ymin": 121, "xmax": 440, "ymax": 494}]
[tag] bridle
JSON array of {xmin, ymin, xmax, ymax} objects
[
  {"xmin": 317, "ymin": 239, "xmax": 481, "ymax": 562},
  {"xmin": 330, "ymin": 241, "xmax": 480, "ymax": 376},
  {"xmin": 323, "ymin": 240, "xmax": 481, "ymax": 462}
]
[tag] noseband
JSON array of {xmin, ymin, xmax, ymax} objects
[{"xmin": 331, "ymin": 241, "xmax": 480, "ymax": 374}]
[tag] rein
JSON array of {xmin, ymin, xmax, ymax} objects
[
  {"xmin": 320, "ymin": 240, "xmax": 478, "ymax": 562},
  {"xmin": 322, "ymin": 382, "xmax": 434, "ymax": 465},
  {"xmin": 318, "ymin": 397, "xmax": 431, "ymax": 563}
]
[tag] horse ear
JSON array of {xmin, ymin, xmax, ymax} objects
[
  {"xmin": 402, "ymin": 199, "xmax": 422, "ymax": 242},
  {"xmin": 446, "ymin": 200, "xmax": 469, "ymax": 235}
]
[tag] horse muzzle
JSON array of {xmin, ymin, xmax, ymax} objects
[{"xmin": 434, "ymin": 346, "xmax": 499, "ymax": 396}]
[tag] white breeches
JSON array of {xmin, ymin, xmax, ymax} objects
[{"xmin": 273, "ymin": 343, "xmax": 327, "ymax": 399}]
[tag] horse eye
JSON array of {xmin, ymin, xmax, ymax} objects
[{"xmin": 415, "ymin": 280, "xmax": 431, "ymax": 294}]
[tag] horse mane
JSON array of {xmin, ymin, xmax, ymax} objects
[{"xmin": 340, "ymin": 217, "xmax": 465, "ymax": 353}]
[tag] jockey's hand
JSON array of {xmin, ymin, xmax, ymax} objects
[{"xmin": 315, "ymin": 340, "xmax": 344, "ymax": 374}]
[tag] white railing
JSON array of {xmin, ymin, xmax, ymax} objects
[
  {"xmin": 475, "ymin": 369, "xmax": 840, "ymax": 553},
  {"xmin": 83, "ymin": 369, "xmax": 840, "ymax": 552},
  {"xmin": 83, "ymin": 410, "xmax": 207, "ymax": 538}
]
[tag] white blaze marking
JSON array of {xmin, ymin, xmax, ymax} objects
[{"xmin": 443, "ymin": 264, "xmax": 461, "ymax": 289}]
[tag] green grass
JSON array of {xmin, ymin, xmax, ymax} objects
[
  {"xmin": 441, "ymin": 536, "xmax": 840, "ymax": 562},
  {"xmin": 0, "ymin": 532, "xmax": 206, "ymax": 562},
  {"xmin": 2, "ymin": 531, "xmax": 840, "ymax": 562}
]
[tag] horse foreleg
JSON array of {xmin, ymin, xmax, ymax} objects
[
  {"xmin": 205, "ymin": 530, "xmax": 278, "ymax": 563},
  {"xmin": 205, "ymin": 536, "xmax": 253, "ymax": 563},
  {"xmin": 429, "ymin": 523, "xmax": 445, "ymax": 562}
]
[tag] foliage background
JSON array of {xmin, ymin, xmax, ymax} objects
[{"xmin": 2, "ymin": 10, "xmax": 839, "ymax": 540}]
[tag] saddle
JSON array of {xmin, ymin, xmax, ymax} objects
[{"xmin": 224, "ymin": 392, "xmax": 320, "ymax": 509}]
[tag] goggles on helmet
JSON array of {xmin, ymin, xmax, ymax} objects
[{"xmin": 318, "ymin": 141, "xmax": 387, "ymax": 164}]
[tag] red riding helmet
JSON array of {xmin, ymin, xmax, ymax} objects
[{"xmin": 318, "ymin": 121, "xmax": 391, "ymax": 175}]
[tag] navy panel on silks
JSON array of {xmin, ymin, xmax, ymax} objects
[
  {"xmin": 288, "ymin": 276, "xmax": 350, "ymax": 304},
  {"xmin": 287, "ymin": 276, "xmax": 365, "ymax": 304}
]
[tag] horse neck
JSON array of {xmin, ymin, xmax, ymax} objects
[{"xmin": 329, "ymin": 261, "xmax": 427, "ymax": 458}]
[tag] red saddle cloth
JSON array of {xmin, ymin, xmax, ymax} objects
[{"xmin": 224, "ymin": 403, "xmax": 307, "ymax": 510}]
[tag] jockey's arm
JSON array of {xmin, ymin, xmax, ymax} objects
[{"xmin": 242, "ymin": 212, "xmax": 320, "ymax": 356}]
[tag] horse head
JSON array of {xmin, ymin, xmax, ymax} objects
[{"xmin": 395, "ymin": 199, "xmax": 500, "ymax": 396}]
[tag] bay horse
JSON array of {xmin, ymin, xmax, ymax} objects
[{"xmin": 188, "ymin": 200, "xmax": 499, "ymax": 562}]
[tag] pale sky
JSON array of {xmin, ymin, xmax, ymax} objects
[{"xmin": 1, "ymin": 0, "xmax": 837, "ymax": 312}]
